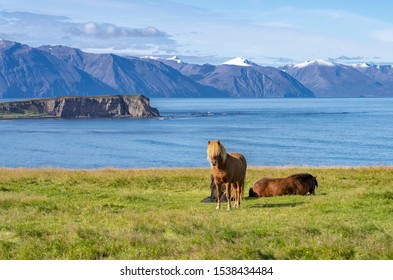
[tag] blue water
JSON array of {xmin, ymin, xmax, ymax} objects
[{"xmin": 1, "ymin": 98, "xmax": 393, "ymax": 168}]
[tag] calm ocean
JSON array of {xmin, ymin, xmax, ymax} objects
[{"xmin": 1, "ymin": 98, "xmax": 393, "ymax": 169}]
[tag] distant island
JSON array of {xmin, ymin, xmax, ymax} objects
[{"xmin": 0, "ymin": 94, "xmax": 160, "ymax": 119}]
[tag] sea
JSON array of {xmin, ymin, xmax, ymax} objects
[{"xmin": 1, "ymin": 98, "xmax": 393, "ymax": 169}]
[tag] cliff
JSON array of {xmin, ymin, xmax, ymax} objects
[{"xmin": 0, "ymin": 94, "xmax": 160, "ymax": 119}]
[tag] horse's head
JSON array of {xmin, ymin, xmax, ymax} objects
[{"xmin": 207, "ymin": 140, "xmax": 227, "ymax": 166}]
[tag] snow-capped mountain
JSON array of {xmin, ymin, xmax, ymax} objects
[
  {"xmin": 2, "ymin": 40, "xmax": 393, "ymax": 98},
  {"xmin": 147, "ymin": 55, "xmax": 312, "ymax": 97},
  {"xmin": 352, "ymin": 63, "xmax": 393, "ymax": 88},
  {"xmin": 197, "ymin": 64, "xmax": 314, "ymax": 97},
  {"xmin": 292, "ymin": 59, "xmax": 336, "ymax": 68},
  {"xmin": 222, "ymin": 57, "xmax": 259, "ymax": 67},
  {"xmin": 352, "ymin": 63, "xmax": 371, "ymax": 68},
  {"xmin": 283, "ymin": 59, "xmax": 386, "ymax": 97},
  {"xmin": 141, "ymin": 55, "xmax": 184, "ymax": 64},
  {"xmin": 166, "ymin": 56, "xmax": 183, "ymax": 64}
]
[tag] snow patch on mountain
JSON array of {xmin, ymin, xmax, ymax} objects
[
  {"xmin": 294, "ymin": 59, "xmax": 335, "ymax": 68},
  {"xmin": 352, "ymin": 63, "xmax": 371, "ymax": 68},
  {"xmin": 141, "ymin": 55, "xmax": 184, "ymax": 64},
  {"xmin": 166, "ymin": 56, "xmax": 183, "ymax": 63},
  {"xmin": 222, "ymin": 57, "xmax": 258, "ymax": 67}
]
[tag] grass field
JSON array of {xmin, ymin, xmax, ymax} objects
[
  {"xmin": 0, "ymin": 167, "xmax": 392, "ymax": 260},
  {"xmin": 0, "ymin": 111, "xmax": 48, "ymax": 119}
]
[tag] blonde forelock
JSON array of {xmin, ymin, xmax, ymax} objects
[{"xmin": 207, "ymin": 140, "xmax": 227, "ymax": 163}]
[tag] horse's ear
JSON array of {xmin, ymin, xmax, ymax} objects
[
  {"xmin": 208, "ymin": 141, "xmax": 211, "ymax": 144},
  {"xmin": 217, "ymin": 140, "xmax": 220, "ymax": 144}
]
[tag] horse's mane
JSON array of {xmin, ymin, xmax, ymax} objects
[{"xmin": 207, "ymin": 140, "xmax": 227, "ymax": 164}]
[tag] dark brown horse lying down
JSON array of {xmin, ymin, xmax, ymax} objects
[{"xmin": 249, "ymin": 173, "xmax": 318, "ymax": 197}]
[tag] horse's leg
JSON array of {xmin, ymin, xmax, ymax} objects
[
  {"xmin": 225, "ymin": 183, "xmax": 232, "ymax": 210},
  {"xmin": 234, "ymin": 182, "xmax": 241, "ymax": 208},
  {"xmin": 215, "ymin": 180, "xmax": 221, "ymax": 210},
  {"xmin": 237, "ymin": 182, "xmax": 242, "ymax": 208},
  {"xmin": 230, "ymin": 183, "xmax": 235, "ymax": 204},
  {"xmin": 240, "ymin": 182, "xmax": 243, "ymax": 206},
  {"xmin": 232, "ymin": 183, "xmax": 237, "ymax": 208}
]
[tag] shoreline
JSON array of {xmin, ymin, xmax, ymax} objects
[{"xmin": 1, "ymin": 165, "xmax": 392, "ymax": 171}]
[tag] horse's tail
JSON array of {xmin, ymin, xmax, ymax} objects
[
  {"xmin": 241, "ymin": 155, "xmax": 247, "ymax": 200},
  {"xmin": 249, "ymin": 187, "xmax": 257, "ymax": 197},
  {"xmin": 310, "ymin": 176, "xmax": 318, "ymax": 195},
  {"xmin": 242, "ymin": 174, "xmax": 246, "ymax": 200}
]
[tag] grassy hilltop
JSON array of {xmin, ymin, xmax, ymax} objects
[{"xmin": 0, "ymin": 167, "xmax": 392, "ymax": 260}]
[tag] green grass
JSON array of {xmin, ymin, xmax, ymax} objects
[
  {"xmin": 0, "ymin": 110, "xmax": 49, "ymax": 119},
  {"xmin": 0, "ymin": 167, "xmax": 392, "ymax": 260}
]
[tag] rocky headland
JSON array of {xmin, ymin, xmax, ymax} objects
[{"xmin": 0, "ymin": 94, "xmax": 160, "ymax": 119}]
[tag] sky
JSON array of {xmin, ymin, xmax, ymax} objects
[{"xmin": 1, "ymin": 0, "xmax": 393, "ymax": 66}]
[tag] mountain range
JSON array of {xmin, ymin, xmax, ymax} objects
[
  {"xmin": 158, "ymin": 57, "xmax": 313, "ymax": 98},
  {"xmin": 1, "ymin": 39, "xmax": 393, "ymax": 98},
  {"xmin": 281, "ymin": 60, "xmax": 391, "ymax": 97}
]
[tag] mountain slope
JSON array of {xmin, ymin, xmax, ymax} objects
[
  {"xmin": 283, "ymin": 60, "xmax": 385, "ymax": 97},
  {"xmin": 352, "ymin": 63, "xmax": 393, "ymax": 89},
  {"xmin": 145, "ymin": 56, "xmax": 216, "ymax": 81},
  {"xmin": 195, "ymin": 63, "xmax": 314, "ymax": 98},
  {"xmin": 3, "ymin": 40, "xmax": 392, "ymax": 99},
  {"xmin": 0, "ymin": 40, "xmax": 116, "ymax": 98},
  {"xmin": 39, "ymin": 45, "xmax": 222, "ymax": 97},
  {"xmin": 157, "ymin": 56, "xmax": 314, "ymax": 97}
]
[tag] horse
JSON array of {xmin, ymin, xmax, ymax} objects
[
  {"xmin": 207, "ymin": 140, "xmax": 247, "ymax": 210},
  {"xmin": 200, "ymin": 174, "xmax": 235, "ymax": 203},
  {"xmin": 249, "ymin": 173, "xmax": 318, "ymax": 197}
]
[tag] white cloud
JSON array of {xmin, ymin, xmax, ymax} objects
[
  {"xmin": 83, "ymin": 44, "xmax": 175, "ymax": 56},
  {"xmin": 0, "ymin": 10, "xmax": 178, "ymax": 58},
  {"xmin": 373, "ymin": 28, "xmax": 393, "ymax": 43},
  {"xmin": 68, "ymin": 22, "xmax": 167, "ymax": 38},
  {"xmin": 2, "ymin": 2, "xmax": 393, "ymax": 65}
]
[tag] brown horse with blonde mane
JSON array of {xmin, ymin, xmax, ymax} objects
[{"xmin": 207, "ymin": 140, "xmax": 247, "ymax": 210}]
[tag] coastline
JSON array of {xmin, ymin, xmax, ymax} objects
[
  {"xmin": 2, "ymin": 98, "xmax": 393, "ymax": 168},
  {"xmin": 0, "ymin": 94, "xmax": 160, "ymax": 119},
  {"xmin": 1, "ymin": 165, "xmax": 392, "ymax": 170}
]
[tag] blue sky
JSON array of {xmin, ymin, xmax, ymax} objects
[{"xmin": 1, "ymin": 0, "xmax": 393, "ymax": 65}]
